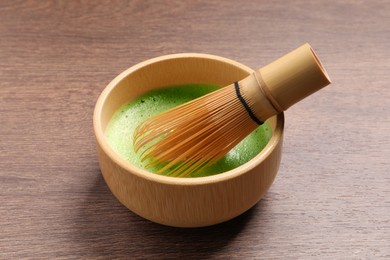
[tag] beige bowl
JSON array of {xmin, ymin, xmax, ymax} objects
[{"xmin": 93, "ymin": 53, "xmax": 284, "ymax": 228}]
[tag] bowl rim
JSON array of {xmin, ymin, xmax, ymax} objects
[{"xmin": 93, "ymin": 53, "xmax": 284, "ymax": 186}]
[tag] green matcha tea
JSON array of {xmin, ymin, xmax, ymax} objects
[{"xmin": 105, "ymin": 84, "xmax": 272, "ymax": 177}]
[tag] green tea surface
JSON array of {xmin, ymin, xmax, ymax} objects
[{"xmin": 105, "ymin": 84, "xmax": 272, "ymax": 177}]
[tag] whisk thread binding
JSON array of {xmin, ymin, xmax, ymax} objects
[{"xmin": 234, "ymin": 81, "xmax": 263, "ymax": 125}]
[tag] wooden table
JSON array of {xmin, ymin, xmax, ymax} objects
[{"xmin": 1, "ymin": 1, "xmax": 389, "ymax": 258}]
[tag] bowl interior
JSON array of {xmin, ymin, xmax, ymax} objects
[{"xmin": 94, "ymin": 53, "xmax": 282, "ymax": 182}]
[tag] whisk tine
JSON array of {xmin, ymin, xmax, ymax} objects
[{"xmin": 134, "ymin": 83, "xmax": 261, "ymax": 176}]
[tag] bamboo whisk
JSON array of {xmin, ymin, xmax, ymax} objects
[{"xmin": 134, "ymin": 43, "xmax": 331, "ymax": 177}]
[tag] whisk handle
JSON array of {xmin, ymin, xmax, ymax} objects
[{"xmin": 256, "ymin": 43, "xmax": 331, "ymax": 112}]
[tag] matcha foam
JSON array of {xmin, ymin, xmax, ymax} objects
[{"xmin": 105, "ymin": 84, "xmax": 272, "ymax": 177}]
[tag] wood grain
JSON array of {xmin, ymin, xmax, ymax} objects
[{"xmin": 0, "ymin": 0, "xmax": 389, "ymax": 258}]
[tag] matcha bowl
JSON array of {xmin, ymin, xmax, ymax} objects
[{"xmin": 93, "ymin": 53, "xmax": 284, "ymax": 227}]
